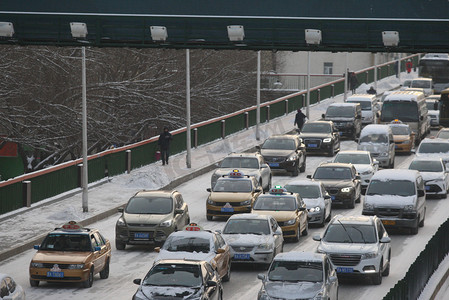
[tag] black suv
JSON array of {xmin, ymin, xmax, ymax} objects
[
  {"xmin": 322, "ymin": 103, "xmax": 362, "ymax": 140},
  {"xmin": 259, "ymin": 134, "xmax": 306, "ymax": 176},
  {"xmin": 307, "ymin": 162, "xmax": 361, "ymax": 209},
  {"xmin": 299, "ymin": 121, "xmax": 340, "ymax": 157}
]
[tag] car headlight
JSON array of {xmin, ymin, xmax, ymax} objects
[
  {"xmin": 313, "ymin": 291, "xmax": 327, "ymax": 300},
  {"xmin": 341, "ymin": 187, "xmax": 352, "ymax": 193},
  {"xmin": 159, "ymin": 220, "xmax": 173, "ymax": 227},
  {"xmin": 363, "ymin": 202, "xmax": 374, "ymax": 210},
  {"xmin": 361, "ymin": 169, "xmax": 373, "ymax": 175},
  {"xmin": 116, "ymin": 217, "xmax": 126, "ymax": 227},
  {"xmin": 240, "ymin": 200, "xmax": 251, "ymax": 206},
  {"xmin": 287, "ymin": 155, "xmax": 298, "ymax": 162},
  {"xmin": 309, "ymin": 206, "xmax": 321, "ymax": 213},
  {"xmin": 68, "ymin": 264, "xmax": 85, "ymax": 269},
  {"xmin": 258, "ymin": 243, "xmax": 273, "ymax": 250},
  {"xmin": 362, "ymin": 252, "xmax": 378, "ymax": 259},
  {"xmin": 403, "ymin": 205, "xmax": 416, "ymax": 212},
  {"xmin": 207, "ymin": 198, "xmax": 216, "ymax": 205},
  {"xmin": 298, "ymin": 138, "xmax": 303, "ymax": 143},
  {"xmin": 284, "ymin": 218, "xmax": 297, "ymax": 225},
  {"xmin": 316, "ymin": 246, "xmax": 325, "ymax": 254},
  {"xmin": 323, "ymin": 138, "xmax": 332, "ymax": 143},
  {"xmin": 258, "ymin": 288, "xmax": 270, "ymax": 300},
  {"xmin": 379, "ymin": 152, "xmax": 388, "ymax": 157},
  {"xmin": 30, "ymin": 262, "xmax": 44, "ymax": 268}
]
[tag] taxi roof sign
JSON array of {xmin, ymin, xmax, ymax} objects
[
  {"xmin": 61, "ymin": 221, "xmax": 83, "ymax": 231},
  {"xmin": 228, "ymin": 170, "xmax": 244, "ymax": 178},
  {"xmin": 390, "ymin": 119, "xmax": 403, "ymax": 124},
  {"xmin": 183, "ymin": 223, "xmax": 204, "ymax": 231},
  {"xmin": 269, "ymin": 186, "xmax": 288, "ymax": 195}
]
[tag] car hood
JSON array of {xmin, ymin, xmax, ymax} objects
[
  {"xmin": 32, "ymin": 251, "xmax": 91, "ymax": 264},
  {"xmin": 428, "ymin": 110, "xmax": 439, "ymax": 116},
  {"xmin": 222, "ymin": 234, "xmax": 271, "ymax": 246},
  {"xmin": 261, "ymin": 149, "xmax": 295, "ymax": 158},
  {"xmin": 319, "ymin": 241, "xmax": 378, "ymax": 254},
  {"xmin": 357, "ymin": 143, "xmax": 388, "ymax": 153},
  {"xmin": 299, "ymin": 133, "xmax": 331, "ymax": 139},
  {"xmin": 303, "ymin": 198, "xmax": 325, "ymax": 208},
  {"xmin": 393, "ymin": 135, "xmax": 410, "ymax": 142},
  {"xmin": 352, "ymin": 164, "xmax": 373, "ymax": 173},
  {"xmin": 139, "ymin": 285, "xmax": 201, "ymax": 299},
  {"xmin": 364, "ymin": 195, "xmax": 416, "ymax": 207},
  {"xmin": 210, "ymin": 192, "xmax": 252, "ymax": 202},
  {"xmin": 325, "ymin": 117, "xmax": 354, "ymax": 122},
  {"xmin": 155, "ymin": 250, "xmax": 215, "ymax": 264},
  {"xmin": 124, "ymin": 213, "xmax": 169, "ymax": 225},
  {"xmin": 420, "ymin": 172, "xmax": 445, "ymax": 182},
  {"xmin": 264, "ymin": 281, "xmax": 323, "ymax": 299},
  {"xmin": 252, "ymin": 210, "xmax": 297, "ymax": 222},
  {"xmin": 320, "ymin": 180, "xmax": 355, "ymax": 188}
]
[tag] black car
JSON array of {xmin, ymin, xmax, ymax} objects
[
  {"xmin": 299, "ymin": 121, "xmax": 340, "ymax": 157},
  {"xmin": 132, "ymin": 260, "xmax": 223, "ymax": 300},
  {"xmin": 307, "ymin": 162, "xmax": 361, "ymax": 209},
  {"xmin": 322, "ymin": 103, "xmax": 362, "ymax": 140},
  {"xmin": 259, "ymin": 134, "xmax": 306, "ymax": 176}
]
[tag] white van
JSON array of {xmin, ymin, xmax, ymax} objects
[
  {"xmin": 346, "ymin": 94, "xmax": 380, "ymax": 124},
  {"xmin": 410, "ymin": 77, "xmax": 434, "ymax": 96},
  {"xmin": 362, "ymin": 169, "xmax": 426, "ymax": 235},
  {"xmin": 357, "ymin": 124, "xmax": 395, "ymax": 168}
]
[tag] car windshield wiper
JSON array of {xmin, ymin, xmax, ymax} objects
[
  {"xmin": 352, "ymin": 227, "xmax": 367, "ymax": 243},
  {"xmin": 337, "ymin": 220, "xmax": 354, "ymax": 243}
]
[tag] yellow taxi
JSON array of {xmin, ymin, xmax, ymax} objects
[
  {"xmin": 206, "ymin": 170, "xmax": 263, "ymax": 220},
  {"xmin": 388, "ymin": 119, "xmax": 415, "ymax": 154},
  {"xmin": 154, "ymin": 223, "xmax": 232, "ymax": 281},
  {"xmin": 29, "ymin": 221, "xmax": 112, "ymax": 288},
  {"xmin": 251, "ymin": 186, "xmax": 308, "ymax": 242}
]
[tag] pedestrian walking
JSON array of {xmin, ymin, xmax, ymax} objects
[
  {"xmin": 294, "ymin": 108, "xmax": 307, "ymax": 132},
  {"xmin": 406, "ymin": 59, "xmax": 413, "ymax": 73},
  {"xmin": 349, "ymin": 72, "xmax": 359, "ymax": 94},
  {"xmin": 158, "ymin": 127, "xmax": 173, "ymax": 166},
  {"xmin": 366, "ymin": 86, "xmax": 377, "ymax": 95}
]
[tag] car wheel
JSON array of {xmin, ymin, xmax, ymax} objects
[
  {"xmin": 29, "ymin": 279, "xmax": 39, "ymax": 287},
  {"xmin": 206, "ymin": 215, "xmax": 213, "ymax": 221},
  {"xmin": 326, "ymin": 209, "xmax": 332, "ymax": 222},
  {"xmin": 82, "ymin": 268, "xmax": 94, "ymax": 288},
  {"xmin": 347, "ymin": 197, "xmax": 355, "ymax": 209},
  {"xmin": 280, "ymin": 242, "xmax": 284, "ymax": 253},
  {"xmin": 441, "ymin": 193, "xmax": 447, "ymax": 199},
  {"xmin": 410, "ymin": 220, "xmax": 419, "ymax": 235},
  {"xmin": 382, "ymin": 251, "xmax": 391, "ymax": 277},
  {"xmin": 319, "ymin": 211, "xmax": 326, "ymax": 227},
  {"xmin": 100, "ymin": 260, "xmax": 110, "ymax": 279},
  {"xmin": 389, "ymin": 158, "xmax": 395, "ymax": 169},
  {"xmin": 356, "ymin": 192, "xmax": 361, "ymax": 203},
  {"xmin": 292, "ymin": 163, "xmax": 299, "ymax": 176},
  {"xmin": 299, "ymin": 157, "xmax": 306, "ymax": 173},
  {"xmin": 223, "ymin": 260, "xmax": 231, "ymax": 282},
  {"xmin": 267, "ymin": 176, "xmax": 272, "ymax": 190},
  {"xmin": 302, "ymin": 223, "xmax": 308, "ymax": 236},
  {"xmin": 115, "ymin": 240, "xmax": 126, "ymax": 250},
  {"xmin": 372, "ymin": 263, "xmax": 383, "ymax": 285},
  {"xmin": 419, "ymin": 209, "xmax": 425, "ymax": 227},
  {"xmin": 293, "ymin": 225, "xmax": 300, "ymax": 242}
]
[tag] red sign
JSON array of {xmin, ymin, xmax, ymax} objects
[
  {"xmin": 0, "ymin": 139, "xmax": 18, "ymax": 157},
  {"xmin": 184, "ymin": 223, "xmax": 203, "ymax": 231},
  {"xmin": 62, "ymin": 221, "xmax": 82, "ymax": 231}
]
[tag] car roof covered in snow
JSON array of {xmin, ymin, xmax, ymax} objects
[{"xmin": 370, "ymin": 169, "xmax": 420, "ymax": 182}]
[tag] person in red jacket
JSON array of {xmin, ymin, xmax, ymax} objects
[{"xmin": 406, "ymin": 59, "xmax": 413, "ymax": 73}]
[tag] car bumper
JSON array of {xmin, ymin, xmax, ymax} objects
[
  {"xmin": 425, "ymin": 182, "xmax": 446, "ymax": 195},
  {"xmin": 207, "ymin": 204, "xmax": 252, "ymax": 218},
  {"xmin": 329, "ymin": 255, "xmax": 383, "ymax": 278},
  {"xmin": 266, "ymin": 160, "xmax": 297, "ymax": 172},
  {"xmin": 362, "ymin": 212, "xmax": 419, "ymax": 229},
  {"xmin": 371, "ymin": 156, "xmax": 389, "ymax": 167},
  {"xmin": 30, "ymin": 267, "xmax": 90, "ymax": 282},
  {"xmin": 326, "ymin": 191, "xmax": 355, "ymax": 205},
  {"xmin": 115, "ymin": 225, "xmax": 173, "ymax": 244},
  {"xmin": 307, "ymin": 211, "xmax": 325, "ymax": 224},
  {"xmin": 394, "ymin": 143, "xmax": 413, "ymax": 153},
  {"xmin": 229, "ymin": 247, "xmax": 275, "ymax": 264},
  {"xmin": 305, "ymin": 143, "xmax": 333, "ymax": 154},
  {"xmin": 279, "ymin": 223, "xmax": 299, "ymax": 238}
]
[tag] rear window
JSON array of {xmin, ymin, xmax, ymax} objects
[
  {"xmin": 418, "ymin": 142, "xmax": 449, "ymax": 154},
  {"xmin": 326, "ymin": 106, "xmax": 354, "ymax": 118},
  {"xmin": 347, "ymin": 100, "xmax": 371, "ymax": 110},
  {"xmin": 41, "ymin": 234, "xmax": 91, "ymax": 251}
]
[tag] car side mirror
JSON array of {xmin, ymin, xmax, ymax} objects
[
  {"xmin": 306, "ymin": 175, "xmax": 312, "ymax": 179},
  {"xmin": 418, "ymin": 190, "xmax": 425, "ymax": 197},
  {"xmin": 118, "ymin": 207, "xmax": 124, "ymax": 213},
  {"xmin": 257, "ymin": 274, "xmax": 266, "ymax": 281},
  {"xmin": 94, "ymin": 246, "xmax": 101, "ymax": 252},
  {"xmin": 133, "ymin": 279, "xmax": 142, "ymax": 285},
  {"xmin": 329, "ymin": 275, "xmax": 338, "ymax": 283},
  {"xmin": 206, "ymin": 280, "xmax": 218, "ymax": 287},
  {"xmin": 33, "ymin": 245, "xmax": 40, "ymax": 250},
  {"xmin": 312, "ymin": 235, "xmax": 321, "ymax": 241},
  {"xmin": 154, "ymin": 247, "xmax": 161, "ymax": 253},
  {"xmin": 175, "ymin": 209, "xmax": 184, "ymax": 215},
  {"xmin": 254, "ymin": 189, "xmax": 262, "ymax": 193},
  {"xmin": 380, "ymin": 236, "xmax": 391, "ymax": 243},
  {"xmin": 373, "ymin": 160, "xmax": 379, "ymax": 166},
  {"xmin": 216, "ymin": 248, "xmax": 226, "ymax": 254},
  {"xmin": 321, "ymin": 113, "xmax": 326, "ymax": 119},
  {"xmin": 298, "ymin": 207, "xmax": 306, "ymax": 211},
  {"xmin": 206, "ymin": 188, "xmax": 212, "ymax": 192},
  {"xmin": 411, "ymin": 149, "xmax": 416, "ymax": 154},
  {"xmin": 262, "ymin": 164, "xmax": 269, "ymax": 169}
]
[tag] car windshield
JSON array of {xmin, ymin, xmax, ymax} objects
[
  {"xmin": 367, "ymin": 180, "xmax": 415, "ymax": 196},
  {"xmin": 359, "ymin": 133, "xmax": 388, "ymax": 144},
  {"xmin": 220, "ymin": 157, "xmax": 259, "ymax": 169},
  {"xmin": 223, "ymin": 219, "xmax": 270, "ymax": 235},
  {"xmin": 347, "ymin": 100, "xmax": 371, "ymax": 111},
  {"xmin": 389, "ymin": 126, "xmax": 411, "ymax": 135},
  {"xmin": 418, "ymin": 142, "xmax": 449, "ymax": 154},
  {"xmin": 268, "ymin": 261, "xmax": 323, "ymax": 283},
  {"xmin": 326, "ymin": 106, "xmax": 354, "ymax": 118},
  {"xmin": 253, "ymin": 196, "xmax": 297, "ymax": 211},
  {"xmin": 403, "ymin": 80, "xmax": 411, "ymax": 87},
  {"xmin": 285, "ymin": 184, "xmax": 321, "ymax": 198},
  {"xmin": 426, "ymin": 102, "xmax": 438, "ymax": 110},
  {"xmin": 213, "ymin": 179, "xmax": 252, "ymax": 192},
  {"xmin": 143, "ymin": 264, "xmax": 202, "ymax": 287},
  {"xmin": 314, "ymin": 167, "xmax": 352, "ymax": 180},
  {"xmin": 409, "ymin": 160, "xmax": 443, "ymax": 172},
  {"xmin": 162, "ymin": 236, "xmax": 211, "ymax": 253},
  {"xmin": 262, "ymin": 138, "xmax": 296, "ymax": 150},
  {"xmin": 380, "ymin": 101, "xmax": 419, "ymax": 122},
  {"xmin": 301, "ymin": 123, "xmax": 331, "ymax": 133},
  {"xmin": 126, "ymin": 196, "xmax": 173, "ymax": 214},
  {"xmin": 323, "ymin": 224, "xmax": 377, "ymax": 244},
  {"xmin": 40, "ymin": 234, "xmax": 92, "ymax": 251},
  {"xmin": 411, "ymin": 80, "xmax": 431, "ymax": 88},
  {"xmin": 437, "ymin": 131, "xmax": 449, "ymax": 139},
  {"xmin": 334, "ymin": 153, "xmax": 371, "ymax": 165}
]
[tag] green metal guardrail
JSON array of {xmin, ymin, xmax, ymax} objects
[{"xmin": 0, "ymin": 54, "xmax": 420, "ymax": 214}]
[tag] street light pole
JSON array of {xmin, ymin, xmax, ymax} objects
[
  {"xmin": 374, "ymin": 53, "xmax": 378, "ymax": 90},
  {"xmin": 306, "ymin": 51, "xmax": 311, "ymax": 119},
  {"xmin": 256, "ymin": 50, "xmax": 261, "ymax": 141},
  {"xmin": 81, "ymin": 46, "xmax": 88, "ymax": 212},
  {"xmin": 186, "ymin": 49, "xmax": 192, "ymax": 168},
  {"xmin": 344, "ymin": 52, "xmax": 348, "ymax": 101}
]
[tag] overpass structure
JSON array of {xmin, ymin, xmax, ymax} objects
[{"xmin": 0, "ymin": 0, "xmax": 448, "ymax": 52}]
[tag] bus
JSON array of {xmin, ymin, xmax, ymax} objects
[{"xmin": 418, "ymin": 53, "xmax": 449, "ymax": 94}]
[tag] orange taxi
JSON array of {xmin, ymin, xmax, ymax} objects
[
  {"xmin": 29, "ymin": 221, "xmax": 112, "ymax": 288},
  {"xmin": 388, "ymin": 120, "xmax": 415, "ymax": 154}
]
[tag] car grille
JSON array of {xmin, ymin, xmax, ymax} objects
[
  {"xmin": 264, "ymin": 156, "xmax": 285, "ymax": 163},
  {"xmin": 40, "ymin": 263, "xmax": 72, "ymax": 269},
  {"xmin": 330, "ymin": 254, "xmax": 361, "ymax": 266},
  {"xmin": 425, "ymin": 184, "xmax": 443, "ymax": 193},
  {"xmin": 127, "ymin": 223, "xmax": 157, "ymax": 227},
  {"xmin": 231, "ymin": 246, "xmax": 254, "ymax": 252},
  {"xmin": 375, "ymin": 207, "xmax": 401, "ymax": 217},
  {"xmin": 214, "ymin": 201, "xmax": 245, "ymax": 207},
  {"xmin": 304, "ymin": 139, "xmax": 322, "ymax": 147},
  {"xmin": 370, "ymin": 152, "xmax": 380, "ymax": 157},
  {"xmin": 327, "ymin": 188, "xmax": 340, "ymax": 195}
]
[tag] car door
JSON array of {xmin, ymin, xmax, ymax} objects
[
  {"xmin": 93, "ymin": 232, "xmax": 109, "ymax": 272},
  {"xmin": 295, "ymin": 137, "xmax": 305, "ymax": 165},
  {"xmin": 212, "ymin": 235, "xmax": 226, "ymax": 278},
  {"xmin": 270, "ymin": 217, "xmax": 283, "ymax": 254},
  {"xmin": 376, "ymin": 220, "xmax": 390, "ymax": 271},
  {"xmin": 352, "ymin": 167, "xmax": 361, "ymax": 198},
  {"xmin": 296, "ymin": 196, "xmax": 308, "ymax": 230},
  {"xmin": 258, "ymin": 156, "xmax": 271, "ymax": 189},
  {"xmin": 322, "ymin": 185, "xmax": 332, "ymax": 218},
  {"xmin": 332, "ymin": 125, "xmax": 340, "ymax": 149},
  {"xmin": 173, "ymin": 194, "xmax": 188, "ymax": 228},
  {"xmin": 203, "ymin": 263, "xmax": 220, "ymax": 300},
  {"xmin": 90, "ymin": 234, "xmax": 104, "ymax": 274},
  {"xmin": 326, "ymin": 258, "xmax": 339, "ymax": 300}
]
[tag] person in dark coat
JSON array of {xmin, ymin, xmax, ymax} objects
[
  {"xmin": 349, "ymin": 72, "xmax": 359, "ymax": 94},
  {"xmin": 294, "ymin": 108, "xmax": 307, "ymax": 132},
  {"xmin": 366, "ymin": 86, "xmax": 377, "ymax": 95},
  {"xmin": 158, "ymin": 127, "xmax": 173, "ymax": 165}
]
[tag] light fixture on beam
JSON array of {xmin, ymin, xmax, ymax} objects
[
  {"xmin": 227, "ymin": 25, "xmax": 245, "ymax": 41},
  {"xmin": 382, "ymin": 31, "xmax": 399, "ymax": 47},
  {"xmin": 0, "ymin": 22, "xmax": 14, "ymax": 37},
  {"xmin": 70, "ymin": 22, "xmax": 88, "ymax": 38},
  {"xmin": 305, "ymin": 29, "xmax": 322, "ymax": 45},
  {"xmin": 150, "ymin": 26, "xmax": 168, "ymax": 41}
]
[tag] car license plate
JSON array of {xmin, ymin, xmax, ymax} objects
[
  {"xmin": 382, "ymin": 220, "xmax": 396, "ymax": 226},
  {"xmin": 268, "ymin": 162, "xmax": 279, "ymax": 167},
  {"xmin": 395, "ymin": 145, "xmax": 399, "ymax": 149},
  {"xmin": 221, "ymin": 207, "xmax": 234, "ymax": 212},
  {"xmin": 336, "ymin": 267, "xmax": 353, "ymax": 273},
  {"xmin": 331, "ymin": 195, "xmax": 336, "ymax": 201},
  {"xmin": 47, "ymin": 271, "xmax": 64, "ymax": 278},
  {"xmin": 425, "ymin": 186, "xmax": 430, "ymax": 191},
  {"xmin": 308, "ymin": 144, "xmax": 317, "ymax": 148},
  {"xmin": 134, "ymin": 232, "xmax": 150, "ymax": 239},
  {"xmin": 339, "ymin": 132, "xmax": 343, "ymax": 136},
  {"xmin": 234, "ymin": 253, "xmax": 250, "ymax": 260}
]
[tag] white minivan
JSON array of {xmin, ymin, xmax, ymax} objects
[
  {"xmin": 346, "ymin": 94, "xmax": 380, "ymax": 124},
  {"xmin": 357, "ymin": 125, "xmax": 395, "ymax": 168},
  {"xmin": 410, "ymin": 77, "xmax": 434, "ymax": 96}
]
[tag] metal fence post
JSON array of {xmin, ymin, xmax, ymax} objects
[
  {"xmin": 125, "ymin": 150, "xmax": 131, "ymax": 174},
  {"xmin": 331, "ymin": 84, "xmax": 335, "ymax": 98},
  {"xmin": 266, "ymin": 105, "xmax": 271, "ymax": 122},
  {"xmin": 77, "ymin": 164, "xmax": 83, "ymax": 187},
  {"xmin": 244, "ymin": 112, "xmax": 249, "ymax": 129},
  {"xmin": 301, "ymin": 94, "xmax": 306, "ymax": 108},
  {"xmin": 365, "ymin": 71, "xmax": 369, "ymax": 83},
  {"xmin": 22, "ymin": 180, "xmax": 31, "ymax": 207},
  {"xmin": 285, "ymin": 100, "xmax": 289, "ymax": 115},
  {"xmin": 221, "ymin": 120, "xmax": 225, "ymax": 139},
  {"xmin": 317, "ymin": 89, "xmax": 321, "ymax": 103},
  {"xmin": 193, "ymin": 128, "xmax": 198, "ymax": 148}
]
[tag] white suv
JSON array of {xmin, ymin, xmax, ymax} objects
[{"xmin": 313, "ymin": 215, "xmax": 391, "ymax": 285}]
